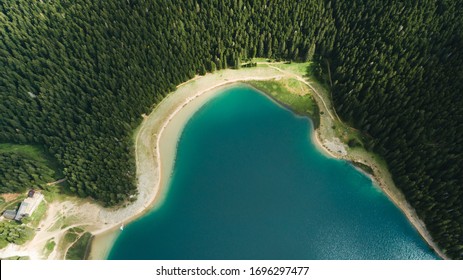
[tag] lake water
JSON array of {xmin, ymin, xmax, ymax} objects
[{"xmin": 108, "ymin": 85, "xmax": 437, "ymax": 259}]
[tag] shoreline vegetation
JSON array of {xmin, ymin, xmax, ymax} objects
[{"xmin": 0, "ymin": 61, "xmax": 448, "ymax": 260}]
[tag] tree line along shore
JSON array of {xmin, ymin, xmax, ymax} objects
[
  {"xmin": 0, "ymin": 62, "xmax": 447, "ymax": 260},
  {"xmin": 1, "ymin": 1, "xmax": 462, "ymax": 259}
]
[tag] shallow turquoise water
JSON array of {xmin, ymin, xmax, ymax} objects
[{"xmin": 108, "ymin": 85, "xmax": 437, "ymax": 260}]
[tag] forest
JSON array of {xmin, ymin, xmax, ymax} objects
[
  {"xmin": 0, "ymin": 0, "xmax": 461, "ymax": 258},
  {"xmin": 0, "ymin": 144, "xmax": 57, "ymax": 193}
]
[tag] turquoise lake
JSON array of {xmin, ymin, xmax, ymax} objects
[{"xmin": 108, "ymin": 85, "xmax": 437, "ymax": 260}]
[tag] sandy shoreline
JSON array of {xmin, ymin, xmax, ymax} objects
[
  {"xmin": 87, "ymin": 66, "xmax": 289, "ymax": 259},
  {"xmin": 0, "ymin": 63, "xmax": 447, "ymax": 260},
  {"xmin": 266, "ymin": 65, "xmax": 448, "ymax": 259},
  {"xmin": 91, "ymin": 63, "xmax": 446, "ymax": 259}
]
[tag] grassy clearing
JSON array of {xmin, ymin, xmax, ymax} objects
[
  {"xmin": 65, "ymin": 232, "xmax": 92, "ymax": 260},
  {"xmin": 57, "ymin": 228, "xmax": 78, "ymax": 253},
  {"xmin": 247, "ymin": 78, "xmax": 320, "ymax": 127},
  {"xmin": 64, "ymin": 232, "xmax": 79, "ymax": 244},
  {"xmin": 57, "ymin": 226, "xmax": 89, "ymax": 259},
  {"xmin": 274, "ymin": 61, "xmax": 312, "ymax": 76},
  {"xmin": 43, "ymin": 238, "xmax": 56, "ymax": 258},
  {"xmin": 0, "ymin": 144, "xmax": 45, "ymax": 160},
  {"xmin": 28, "ymin": 201, "xmax": 47, "ymax": 228}
]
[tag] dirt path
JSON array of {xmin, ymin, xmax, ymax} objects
[
  {"xmin": 46, "ymin": 178, "xmax": 66, "ymax": 186},
  {"xmin": 267, "ymin": 63, "xmax": 447, "ymax": 260}
]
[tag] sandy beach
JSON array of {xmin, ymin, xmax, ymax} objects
[
  {"xmin": 0, "ymin": 66, "xmax": 289, "ymax": 260},
  {"xmin": 88, "ymin": 63, "xmax": 448, "ymax": 260},
  {"xmin": 0, "ymin": 63, "xmax": 447, "ymax": 260}
]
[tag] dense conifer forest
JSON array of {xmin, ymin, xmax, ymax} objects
[
  {"xmin": 1, "ymin": 0, "xmax": 461, "ymax": 258},
  {"xmin": 0, "ymin": 147, "xmax": 56, "ymax": 193}
]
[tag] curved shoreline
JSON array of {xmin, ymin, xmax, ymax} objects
[
  {"xmin": 1, "ymin": 63, "xmax": 444, "ymax": 260},
  {"xmin": 310, "ymin": 129, "xmax": 447, "ymax": 260},
  {"xmin": 88, "ymin": 66, "xmax": 289, "ymax": 259},
  {"xmin": 90, "ymin": 64, "xmax": 447, "ymax": 260},
  {"xmin": 266, "ymin": 64, "xmax": 448, "ymax": 260}
]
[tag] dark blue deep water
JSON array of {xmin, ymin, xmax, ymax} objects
[{"xmin": 109, "ymin": 85, "xmax": 437, "ymax": 260}]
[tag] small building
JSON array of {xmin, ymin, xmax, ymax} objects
[
  {"xmin": 14, "ymin": 201, "xmax": 29, "ymax": 221},
  {"xmin": 13, "ymin": 192, "xmax": 44, "ymax": 222},
  {"xmin": 2, "ymin": 209, "xmax": 17, "ymax": 220},
  {"xmin": 28, "ymin": 189, "xmax": 35, "ymax": 198}
]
